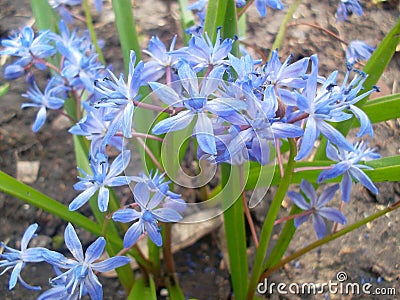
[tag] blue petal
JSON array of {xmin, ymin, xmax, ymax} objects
[
  {"xmin": 300, "ymin": 180, "xmax": 318, "ymax": 205},
  {"xmin": 92, "ymin": 256, "xmax": 131, "ymax": 272},
  {"xmin": 317, "ymin": 162, "xmax": 349, "ymax": 183},
  {"xmin": 85, "ymin": 268, "xmax": 103, "ymax": 300},
  {"xmin": 294, "ymin": 214, "xmax": 310, "ymax": 228},
  {"xmin": 123, "ymin": 222, "xmax": 142, "ymax": 248},
  {"xmin": 312, "ymin": 214, "xmax": 326, "ymax": 239},
  {"xmin": 325, "ymin": 142, "xmax": 340, "ymax": 161},
  {"xmin": 134, "ymin": 182, "xmax": 151, "ymax": 208},
  {"xmin": 69, "ymin": 185, "xmax": 98, "ymax": 211},
  {"xmin": 317, "ymin": 184, "xmax": 340, "ymax": 207},
  {"xmin": 341, "ymin": 171, "xmax": 352, "ymax": 203},
  {"xmin": 98, "ymin": 186, "xmax": 109, "ymax": 212},
  {"xmin": 32, "ymin": 106, "xmax": 47, "ymax": 132},
  {"xmin": 349, "ymin": 105, "xmax": 373, "ymax": 137},
  {"xmin": 20, "ymin": 223, "xmax": 38, "ymax": 251},
  {"xmin": 65, "ymin": 223, "xmax": 84, "ymax": 262},
  {"xmin": 287, "ymin": 191, "xmax": 310, "ymax": 210},
  {"xmin": 112, "ymin": 208, "xmax": 141, "ymax": 223},
  {"xmin": 271, "ymin": 122, "xmax": 303, "ymax": 139},
  {"xmin": 149, "ymin": 82, "xmax": 181, "ymax": 107},
  {"xmin": 295, "ymin": 117, "xmax": 318, "ymax": 161},
  {"xmin": 318, "ymin": 207, "xmax": 346, "ymax": 224},
  {"xmin": 152, "ymin": 208, "xmax": 182, "ymax": 223},
  {"xmin": 8, "ymin": 262, "xmax": 22, "ymax": 290},
  {"xmin": 145, "ymin": 222, "xmax": 162, "ymax": 247},
  {"xmin": 194, "ymin": 112, "xmax": 217, "ymax": 155},
  {"xmin": 122, "ymin": 102, "xmax": 134, "ymax": 138},
  {"xmin": 85, "ymin": 237, "xmax": 106, "ymax": 264},
  {"xmin": 107, "ymin": 151, "xmax": 131, "ymax": 179},
  {"xmin": 318, "ymin": 120, "xmax": 353, "ymax": 152},
  {"xmin": 152, "ymin": 110, "xmax": 194, "ymax": 135},
  {"xmin": 349, "ymin": 166, "xmax": 379, "ymax": 195}
]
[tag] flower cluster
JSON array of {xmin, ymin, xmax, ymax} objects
[
  {"xmin": 0, "ymin": 0, "xmax": 385, "ymax": 298},
  {"xmin": 0, "ymin": 223, "xmax": 130, "ymax": 299}
]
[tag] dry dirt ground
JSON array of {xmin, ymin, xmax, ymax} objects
[{"xmin": 0, "ymin": 0, "xmax": 399, "ymax": 299}]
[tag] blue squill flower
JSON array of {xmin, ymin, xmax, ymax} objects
[
  {"xmin": 141, "ymin": 35, "xmax": 178, "ymax": 83},
  {"xmin": 94, "ymin": 50, "xmax": 143, "ymax": 141},
  {"xmin": 130, "ymin": 170, "xmax": 186, "ymax": 213},
  {"xmin": 21, "ymin": 78, "xmax": 68, "ymax": 132},
  {"xmin": 112, "ymin": 182, "xmax": 183, "ymax": 247},
  {"xmin": 57, "ymin": 41, "xmax": 104, "ymax": 93},
  {"xmin": 317, "ymin": 141, "xmax": 380, "ymax": 202},
  {"xmin": 288, "ymin": 180, "xmax": 346, "ymax": 239},
  {"xmin": 69, "ymin": 103, "xmax": 124, "ymax": 155},
  {"xmin": 48, "ymin": 0, "xmax": 82, "ymax": 23},
  {"xmin": 336, "ymin": 0, "xmax": 363, "ymax": 22},
  {"xmin": 223, "ymin": 84, "xmax": 303, "ymax": 165},
  {"xmin": 293, "ymin": 55, "xmax": 354, "ymax": 161},
  {"xmin": 255, "ymin": 0, "xmax": 284, "ymax": 17},
  {"xmin": 169, "ymin": 28, "xmax": 234, "ymax": 71},
  {"xmin": 0, "ymin": 224, "xmax": 48, "ymax": 290},
  {"xmin": 0, "ymin": 26, "xmax": 56, "ymax": 78},
  {"xmin": 345, "ymin": 40, "xmax": 375, "ymax": 66},
  {"xmin": 42, "ymin": 223, "xmax": 130, "ymax": 300},
  {"xmin": 150, "ymin": 63, "xmax": 246, "ymax": 155},
  {"xmin": 69, "ymin": 151, "xmax": 132, "ymax": 212}
]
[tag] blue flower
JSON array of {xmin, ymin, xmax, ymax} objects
[
  {"xmin": 69, "ymin": 151, "xmax": 132, "ymax": 212},
  {"xmin": 130, "ymin": 170, "xmax": 187, "ymax": 213},
  {"xmin": 223, "ymin": 84, "xmax": 303, "ymax": 165},
  {"xmin": 0, "ymin": 26, "xmax": 56, "ymax": 78},
  {"xmin": 294, "ymin": 55, "xmax": 354, "ymax": 160},
  {"xmin": 317, "ymin": 141, "xmax": 380, "ymax": 202},
  {"xmin": 169, "ymin": 28, "xmax": 234, "ymax": 71},
  {"xmin": 141, "ymin": 35, "xmax": 178, "ymax": 83},
  {"xmin": 48, "ymin": 0, "xmax": 82, "ymax": 23},
  {"xmin": 150, "ymin": 63, "xmax": 246, "ymax": 155},
  {"xmin": 69, "ymin": 103, "xmax": 124, "ymax": 155},
  {"xmin": 345, "ymin": 40, "xmax": 375, "ymax": 66},
  {"xmin": 255, "ymin": 0, "xmax": 284, "ymax": 17},
  {"xmin": 57, "ymin": 41, "xmax": 104, "ymax": 93},
  {"xmin": 21, "ymin": 78, "xmax": 68, "ymax": 132},
  {"xmin": 0, "ymin": 224, "xmax": 48, "ymax": 290},
  {"xmin": 113, "ymin": 182, "xmax": 183, "ymax": 247},
  {"xmin": 288, "ymin": 180, "xmax": 346, "ymax": 239},
  {"xmin": 94, "ymin": 50, "xmax": 143, "ymax": 141},
  {"xmin": 262, "ymin": 50, "xmax": 309, "ymax": 106},
  {"xmin": 42, "ymin": 223, "xmax": 130, "ymax": 300},
  {"xmin": 336, "ymin": 0, "xmax": 363, "ymax": 22}
]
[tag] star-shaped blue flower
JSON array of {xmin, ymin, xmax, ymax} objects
[
  {"xmin": 112, "ymin": 182, "xmax": 183, "ymax": 248},
  {"xmin": 288, "ymin": 180, "xmax": 346, "ymax": 239},
  {"xmin": 317, "ymin": 141, "xmax": 380, "ymax": 202},
  {"xmin": 43, "ymin": 223, "xmax": 130, "ymax": 300},
  {"xmin": 70, "ymin": 151, "xmax": 132, "ymax": 212},
  {"xmin": 0, "ymin": 224, "xmax": 47, "ymax": 290}
]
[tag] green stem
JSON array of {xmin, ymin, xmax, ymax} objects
[
  {"xmin": 269, "ymin": 0, "xmax": 302, "ymax": 60},
  {"xmin": 261, "ymin": 200, "xmax": 400, "ymax": 280},
  {"xmin": 246, "ymin": 138, "xmax": 297, "ymax": 299},
  {"xmin": 82, "ymin": 0, "xmax": 105, "ymax": 64}
]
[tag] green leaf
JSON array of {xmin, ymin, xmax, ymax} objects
[
  {"xmin": 112, "ymin": 0, "xmax": 142, "ymax": 71},
  {"xmin": 30, "ymin": 0, "xmax": 58, "ymax": 31},
  {"xmin": 359, "ymin": 93, "xmax": 400, "ymax": 125},
  {"xmin": 203, "ymin": 0, "xmax": 228, "ymax": 42},
  {"xmin": 221, "ymin": 164, "xmax": 248, "ymax": 300},
  {"xmin": 128, "ymin": 276, "xmax": 157, "ymax": 300},
  {"xmin": 177, "ymin": 0, "xmax": 195, "ymax": 44},
  {"xmin": 0, "ymin": 83, "xmax": 9, "ymax": 97},
  {"xmin": 0, "ymin": 170, "xmax": 101, "ymax": 235}
]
